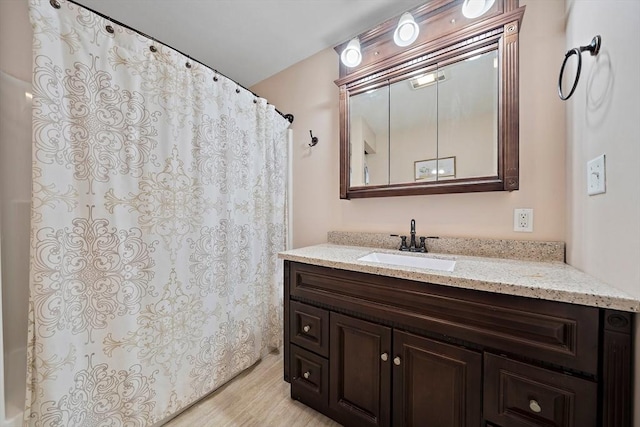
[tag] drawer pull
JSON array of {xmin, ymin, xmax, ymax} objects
[
  {"xmin": 529, "ymin": 399, "xmax": 542, "ymax": 413},
  {"xmin": 381, "ymin": 353, "xmax": 388, "ymax": 362},
  {"xmin": 394, "ymin": 356, "xmax": 401, "ymax": 366},
  {"xmin": 303, "ymin": 325, "xmax": 311, "ymax": 333},
  {"xmin": 303, "ymin": 371, "xmax": 311, "ymax": 379}
]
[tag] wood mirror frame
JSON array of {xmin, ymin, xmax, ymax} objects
[{"xmin": 335, "ymin": 0, "xmax": 525, "ymax": 199}]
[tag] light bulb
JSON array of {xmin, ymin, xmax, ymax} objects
[
  {"xmin": 461, "ymin": 0, "xmax": 495, "ymax": 19},
  {"xmin": 340, "ymin": 38, "xmax": 362, "ymax": 67},
  {"xmin": 393, "ymin": 12, "xmax": 420, "ymax": 47}
]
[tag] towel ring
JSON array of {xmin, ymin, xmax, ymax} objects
[{"xmin": 558, "ymin": 35, "xmax": 601, "ymax": 100}]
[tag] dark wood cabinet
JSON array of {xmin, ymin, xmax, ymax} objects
[
  {"xmin": 330, "ymin": 313, "xmax": 391, "ymax": 427},
  {"xmin": 284, "ymin": 261, "xmax": 634, "ymax": 427},
  {"xmin": 290, "ymin": 344, "xmax": 329, "ymax": 414},
  {"xmin": 290, "ymin": 300, "xmax": 329, "ymax": 358},
  {"xmin": 324, "ymin": 312, "xmax": 483, "ymax": 427},
  {"xmin": 392, "ymin": 331, "xmax": 482, "ymax": 427},
  {"xmin": 483, "ymin": 353, "xmax": 597, "ymax": 427}
]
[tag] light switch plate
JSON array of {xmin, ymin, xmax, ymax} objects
[{"xmin": 587, "ymin": 154, "xmax": 606, "ymax": 195}]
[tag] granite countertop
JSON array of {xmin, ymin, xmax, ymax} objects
[{"xmin": 279, "ymin": 243, "xmax": 640, "ymax": 313}]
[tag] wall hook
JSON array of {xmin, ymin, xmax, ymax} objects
[
  {"xmin": 309, "ymin": 130, "xmax": 319, "ymax": 147},
  {"xmin": 558, "ymin": 35, "xmax": 602, "ymax": 100}
]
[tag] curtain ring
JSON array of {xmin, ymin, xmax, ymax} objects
[
  {"xmin": 150, "ymin": 45, "xmax": 157, "ymax": 53},
  {"xmin": 50, "ymin": 0, "xmax": 61, "ymax": 9},
  {"xmin": 213, "ymin": 72, "xmax": 219, "ymax": 82},
  {"xmin": 105, "ymin": 25, "xmax": 114, "ymax": 34},
  {"xmin": 235, "ymin": 86, "xmax": 241, "ymax": 94},
  {"xmin": 185, "ymin": 61, "xmax": 192, "ymax": 69}
]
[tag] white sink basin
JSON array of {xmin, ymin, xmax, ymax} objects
[{"xmin": 357, "ymin": 252, "xmax": 456, "ymax": 272}]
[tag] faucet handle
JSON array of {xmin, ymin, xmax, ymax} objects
[
  {"xmin": 399, "ymin": 235, "xmax": 408, "ymax": 251},
  {"xmin": 419, "ymin": 236, "xmax": 428, "ymax": 253}
]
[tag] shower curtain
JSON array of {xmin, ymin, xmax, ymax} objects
[{"xmin": 25, "ymin": 0, "xmax": 290, "ymax": 425}]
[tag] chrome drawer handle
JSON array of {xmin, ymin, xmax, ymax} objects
[
  {"xmin": 529, "ymin": 399, "xmax": 541, "ymax": 413},
  {"xmin": 394, "ymin": 356, "xmax": 401, "ymax": 366},
  {"xmin": 381, "ymin": 353, "xmax": 388, "ymax": 362},
  {"xmin": 303, "ymin": 371, "xmax": 310, "ymax": 379},
  {"xmin": 303, "ymin": 325, "xmax": 311, "ymax": 333}
]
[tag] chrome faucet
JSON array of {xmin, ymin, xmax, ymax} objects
[{"xmin": 398, "ymin": 219, "xmax": 427, "ymax": 252}]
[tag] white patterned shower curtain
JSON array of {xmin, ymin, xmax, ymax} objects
[{"xmin": 25, "ymin": 1, "xmax": 290, "ymax": 425}]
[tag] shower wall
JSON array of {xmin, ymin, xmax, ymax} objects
[
  {"xmin": 0, "ymin": 69, "xmax": 32, "ymax": 426},
  {"xmin": 0, "ymin": 1, "xmax": 33, "ymax": 425}
]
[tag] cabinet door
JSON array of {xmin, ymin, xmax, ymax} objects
[
  {"xmin": 330, "ymin": 313, "xmax": 392, "ymax": 427},
  {"xmin": 393, "ymin": 330, "xmax": 482, "ymax": 427}
]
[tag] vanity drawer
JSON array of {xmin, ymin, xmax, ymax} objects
[
  {"xmin": 290, "ymin": 345, "xmax": 329, "ymax": 413},
  {"xmin": 484, "ymin": 353, "xmax": 597, "ymax": 427},
  {"xmin": 290, "ymin": 301, "xmax": 329, "ymax": 357}
]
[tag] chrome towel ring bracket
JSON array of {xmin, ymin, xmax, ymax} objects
[{"xmin": 558, "ymin": 35, "xmax": 602, "ymax": 100}]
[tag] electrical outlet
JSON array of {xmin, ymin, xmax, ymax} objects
[
  {"xmin": 587, "ymin": 154, "xmax": 606, "ymax": 195},
  {"xmin": 514, "ymin": 208, "xmax": 533, "ymax": 232}
]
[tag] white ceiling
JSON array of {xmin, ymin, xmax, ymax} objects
[{"xmin": 73, "ymin": 0, "xmax": 427, "ymax": 88}]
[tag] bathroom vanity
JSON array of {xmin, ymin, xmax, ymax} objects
[{"xmin": 280, "ymin": 241, "xmax": 637, "ymax": 427}]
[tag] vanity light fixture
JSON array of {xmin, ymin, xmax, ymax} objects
[
  {"xmin": 409, "ymin": 70, "xmax": 446, "ymax": 90},
  {"xmin": 461, "ymin": 0, "xmax": 495, "ymax": 19},
  {"xmin": 393, "ymin": 12, "xmax": 420, "ymax": 47},
  {"xmin": 340, "ymin": 38, "xmax": 362, "ymax": 67}
]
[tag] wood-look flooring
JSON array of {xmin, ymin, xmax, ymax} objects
[{"xmin": 163, "ymin": 349, "xmax": 340, "ymax": 427}]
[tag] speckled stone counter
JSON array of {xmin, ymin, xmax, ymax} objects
[
  {"xmin": 279, "ymin": 243, "xmax": 640, "ymax": 312},
  {"xmin": 327, "ymin": 231, "xmax": 565, "ymax": 262}
]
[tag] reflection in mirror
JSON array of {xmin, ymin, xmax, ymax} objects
[
  {"xmin": 389, "ymin": 67, "xmax": 438, "ymax": 184},
  {"xmin": 437, "ymin": 50, "xmax": 498, "ymax": 180},
  {"xmin": 349, "ymin": 86, "xmax": 389, "ymax": 187},
  {"xmin": 362, "ymin": 49, "xmax": 499, "ymax": 188}
]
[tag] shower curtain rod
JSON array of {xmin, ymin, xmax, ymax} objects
[{"xmin": 57, "ymin": 0, "xmax": 294, "ymax": 124}]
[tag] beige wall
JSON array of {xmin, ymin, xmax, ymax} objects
[
  {"xmin": 564, "ymin": 1, "xmax": 640, "ymax": 424},
  {"xmin": 252, "ymin": 0, "xmax": 566, "ymax": 249}
]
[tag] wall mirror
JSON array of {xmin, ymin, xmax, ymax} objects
[{"xmin": 335, "ymin": 0, "xmax": 525, "ymax": 199}]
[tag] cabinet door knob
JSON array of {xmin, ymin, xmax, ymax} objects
[
  {"xmin": 394, "ymin": 356, "xmax": 401, "ymax": 366},
  {"xmin": 303, "ymin": 325, "xmax": 311, "ymax": 333},
  {"xmin": 303, "ymin": 371, "xmax": 310, "ymax": 379},
  {"xmin": 529, "ymin": 399, "xmax": 541, "ymax": 413},
  {"xmin": 380, "ymin": 353, "xmax": 388, "ymax": 362}
]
